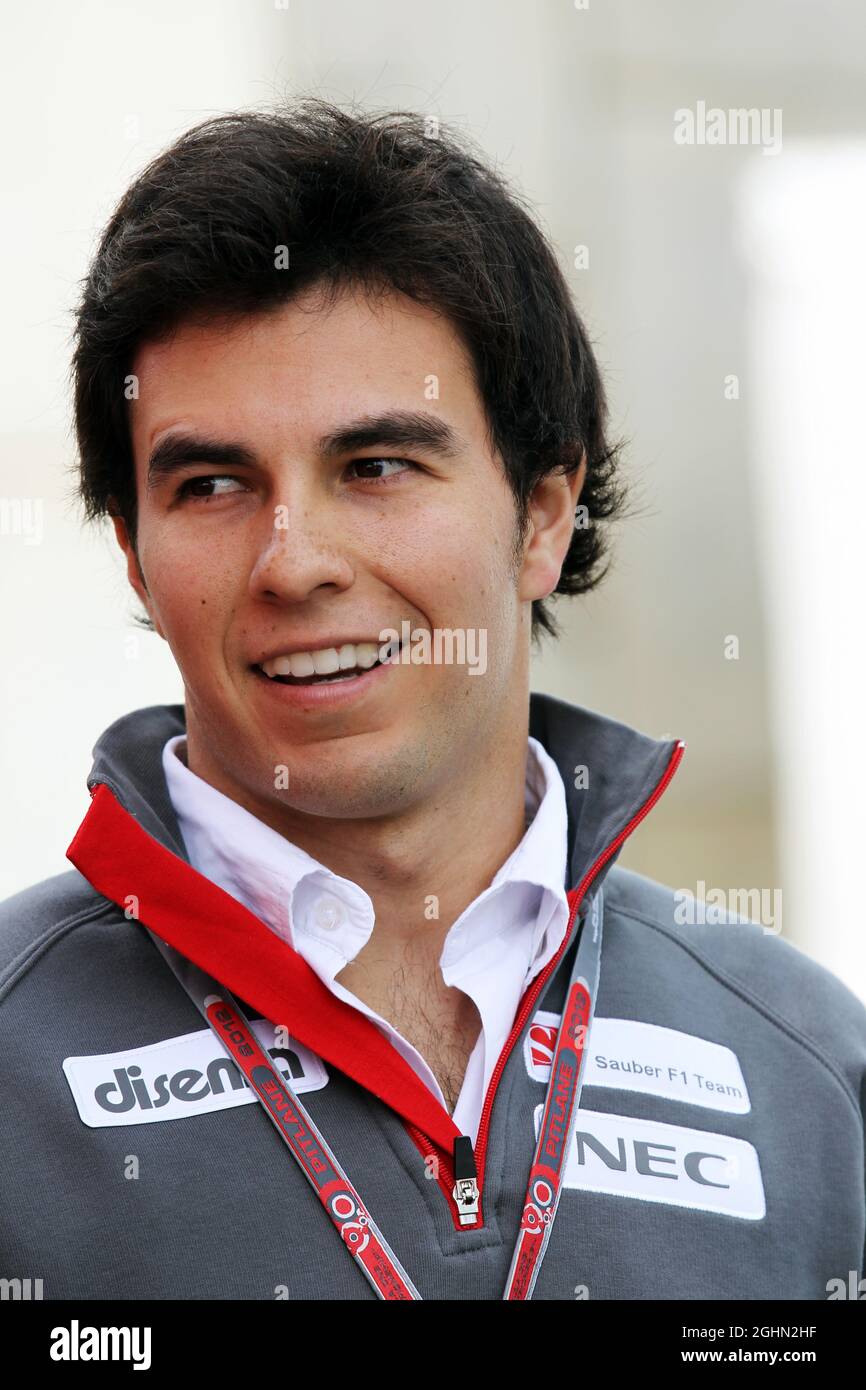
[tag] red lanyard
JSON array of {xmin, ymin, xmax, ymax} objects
[{"xmin": 146, "ymin": 888, "xmax": 603, "ymax": 1300}]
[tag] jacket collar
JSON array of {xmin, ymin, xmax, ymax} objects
[
  {"xmin": 67, "ymin": 695, "xmax": 684, "ymax": 1157},
  {"xmin": 76, "ymin": 693, "xmax": 683, "ymax": 898}
]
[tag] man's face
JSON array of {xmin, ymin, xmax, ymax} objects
[{"xmin": 119, "ymin": 282, "xmax": 576, "ymax": 827}]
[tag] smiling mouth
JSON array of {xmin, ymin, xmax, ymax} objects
[
  {"xmin": 252, "ymin": 638, "xmax": 403, "ymax": 687},
  {"xmin": 253, "ymin": 663, "xmax": 380, "ymax": 687}
]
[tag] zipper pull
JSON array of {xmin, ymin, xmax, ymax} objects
[{"xmin": 452, "ymin": 1136, "xmax": 480, "ymax": 1226}]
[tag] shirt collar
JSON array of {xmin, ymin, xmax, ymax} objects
[
  {"xmin": 161, "ymin": 731, "xmax": 569, "ymax": 969},
  {"xmin": 78, "ymin": 694, "xmax": 683, "ymax": 905}
]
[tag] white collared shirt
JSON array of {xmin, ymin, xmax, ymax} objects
[{"xmin": 161, "ymin": 733, "xmax": 571, "ymax": 1145}]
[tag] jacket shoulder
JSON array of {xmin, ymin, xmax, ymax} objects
[
  {"xmin": 604, "ymin": 864, "xmax": 866, "ymax": 1101},
  {"xmin": 0, "ymin": 869, "xmax": 114, "ymax": 996}
]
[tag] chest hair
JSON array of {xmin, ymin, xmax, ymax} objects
[{"xmin": 341, "ymin": 956, "xmax": 482, "ymax": 1113}]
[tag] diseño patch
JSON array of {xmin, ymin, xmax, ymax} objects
[
  {"xmin": 63, "ymin": 1018, "xmax": 328, "ymax": 1127},
  {"xmin": 525, "ymin": 1012, "xmax": 750, "ymax": 1113}
]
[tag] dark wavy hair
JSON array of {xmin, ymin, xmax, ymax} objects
[{"xmin": 70, "ymin": 99, "xmax": 626, "ymax": 642}]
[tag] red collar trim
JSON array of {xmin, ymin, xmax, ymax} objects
[{"xmin": 67, "ymin": 782, "xmax": 471, "ymax": 1154}]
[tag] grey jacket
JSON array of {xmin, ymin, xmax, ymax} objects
[{"xmin": 1, "ymin": 695, "xmax": 864, "ymax": 1300}]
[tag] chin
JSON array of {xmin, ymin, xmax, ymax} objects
[{"xmin": 273, "ymin": 746, "xmax": 427, "ymax": 819}]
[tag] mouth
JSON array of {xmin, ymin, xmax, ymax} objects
[
  {"xmin": 253, "ymin": 664, "xmax": 381, "ymax": 688},
  {"xmin": 250, "ymin": 637, "xmax": 402, "ymax": 688}
]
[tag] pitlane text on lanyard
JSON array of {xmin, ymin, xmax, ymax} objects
[{"xmin": 145, "ymin": 887, "xmax": 604, "ymax": 1301}]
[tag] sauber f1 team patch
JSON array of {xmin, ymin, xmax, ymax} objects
[
  {"xmin": 63, "ymin": 1020, "xmax": 328, "ymax": 1127},
  {"xmin": 525, "ymin": 1012, "xmax": 750, "ymax": 1114},
  {"xmin": 533, "ymin": 1105, "xmax": 766, "ymax": 1220}
]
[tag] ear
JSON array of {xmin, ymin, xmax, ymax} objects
[
  {"xmin": 517, "ymin": 452, "xmax": 587, "ymax": 603},
  {"xmin": 109, "ymin": 507, "xmax": 166, "ymax": 639}
]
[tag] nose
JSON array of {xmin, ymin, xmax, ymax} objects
[{"xmin": 248, "ymin": 503, "xmax": 356, "ymax": 605}]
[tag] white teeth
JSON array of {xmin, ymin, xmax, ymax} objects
[
  {"xmin": 289, "ymin": 651, "xmax": 315, "ymax": 678},
  {"xmin": 312, "ymin": 647, "xmax": 340, "ymax": 675},
  {"xmin": 355, "ymin": 642, "xmax": 379, "ymax": 669},
  {"xmin": 260, "ymin": 640, "xmax": 392, "ymax": 679}
]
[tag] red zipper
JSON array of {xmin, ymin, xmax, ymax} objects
[{"xmin": 406, "ymin": 738, "xmax": 686, "ymax": 1230}]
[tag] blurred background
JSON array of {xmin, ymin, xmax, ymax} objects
[{"xmin": 1, "ymin": 0, "xmax": 864, "ymax": 999}]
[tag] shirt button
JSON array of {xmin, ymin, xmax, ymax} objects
[{"xmin": 313, "ymin": 895, "xmax": 345, "ymax": 932}]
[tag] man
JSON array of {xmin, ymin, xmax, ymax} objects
[{"xmin": 1, "ymin": 101, "xmax": 864, "ymax": 1302}]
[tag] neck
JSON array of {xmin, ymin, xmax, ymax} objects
[
  {"xmin": 184, "ymin": 703, "xmax": 531, "ymax": 960},
  {"xmin": 181, "ymin": 693, "xmax": 533, "ymax": 1088},
  {"xmin": 282, "ymin": 729, "xmax": 530, "ymax": 955},
  {"xmin": 335, "ymin": 742, "xmax": 530, "ymax": 953},
  {"xmin": 323, "ymin": 730, "xmax": 530, "ymax": 1099}
]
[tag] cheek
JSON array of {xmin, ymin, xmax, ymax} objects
[
  {"xmin": 381, "ymin": 500, "xmax": 513, "ymax": 619},
  {"xmin": 443, "ymin": 511, "xmax": 517, "ymax": 625},
  {"xmin": 137, "ymin": 525, "xmax": 237, "ymax": 649}
]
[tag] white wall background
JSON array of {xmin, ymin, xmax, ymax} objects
[{"xmin": 1, "ymin": 0, "xmax": 864, "ymax": 998}]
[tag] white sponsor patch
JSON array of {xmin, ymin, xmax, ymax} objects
[
  {"xmin": 525, "ymin": 1012, "xmax": 750, "ymax": 1114},
  {"xmin": 63, "ymin": 1019, "xmax": 328, "ymax": 1128},
  {"xmin": 534, "ymin": 1105, "xmax": 765, "ymax": 1220}
]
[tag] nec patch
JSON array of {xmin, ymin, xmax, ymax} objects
[
  {"xmin": 525, "ymin": 1012, "xmax": 750, "ymax": 1114},
  {"xmin": 63, "ymin": 1019, "xmax": 328, "ymax": 1128},
  {"xmin": 533, "ymin": 1105, "xmax": 766, "ymax": 1220}
]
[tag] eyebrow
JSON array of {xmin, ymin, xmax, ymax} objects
[{"xmin": 145, "ymin": 411, "xmax": 465, "ymax": 489}]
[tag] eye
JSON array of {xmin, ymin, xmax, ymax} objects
[
  {"xmin": 345, "ymin": 457, "xmax": 420, "ymax": 483},
  {"xmin": 176, "ymin": 475, "xmax": 248, "ymax": 501}
]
